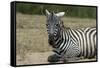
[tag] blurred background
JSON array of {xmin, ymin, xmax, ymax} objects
[
  {"xmin": 16, "ymin": 3, "xmax": 96, "ymax": 18},
  {"xmin": 16, "ymin": 2, "xmax": 97, "ymax": 65}
]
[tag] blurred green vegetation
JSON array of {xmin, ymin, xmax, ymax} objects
[{"xmin": 16, "ymin": 3, "xmax": 97, "ymax": 18}]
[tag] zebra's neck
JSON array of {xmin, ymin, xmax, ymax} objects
[
  {"xmin": 54, "ymin": 28, "xmax": 70, "ymax": 50},
  {"xmin": 52, "ymin": 28, "xmax": 71, "ymax": 57}
]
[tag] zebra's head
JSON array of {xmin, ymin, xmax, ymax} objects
[{"xmin": 45, "ymin": 9, "xmax": 65, "ymax": 41}]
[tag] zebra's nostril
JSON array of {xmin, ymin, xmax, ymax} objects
[
  {"xmin": 49, "ymin": 34, "xmax": 55, "ymax": 40},
  {"xmin": 49, "ymin": 34, "xmax": 54, "ymax": 38}
]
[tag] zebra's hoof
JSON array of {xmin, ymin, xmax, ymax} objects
[{"xmin": 48, "ymin": 54, "xmax": 60, "ymax": 63}]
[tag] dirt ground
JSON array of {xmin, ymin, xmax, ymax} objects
[
  {"xmin": 16, "ymin": 51, "xmax": 96, "ymax": 65},
  {"xmin": 17, "ymin": 52, "xmax": 53, "ymax": 65},
  {"xmin": 16, "ymin": 13, "xmax": 96, "ymax": 65}
]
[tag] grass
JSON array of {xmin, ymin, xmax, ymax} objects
[{"xmin": 16, "ymin": 13, "xmax": 96, "ymax": 57}]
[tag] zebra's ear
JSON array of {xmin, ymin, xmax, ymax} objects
[
  {"xmin": 45, "ymin": 9, "xmax": 50, "ymax": 16},
  {"xmin": 56, "ymin": 12, "xmax": 65, "ymax": 17}
]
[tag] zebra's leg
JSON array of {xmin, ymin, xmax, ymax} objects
[
  {"xmin": 63, "ymin": 57, "xmax": 82, "ymax": 63},
  {"xmin": 48, "ymin": 54, "xmax": 61, "ymax": 63}
]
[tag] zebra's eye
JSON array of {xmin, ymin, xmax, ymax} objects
[
  {"xmin": 46, "ymin": 24, "xmax": 49, "ymax": 27},
  {"xmin": 55, "ymin": 24, "xmax": 59, "ymax": 27}
]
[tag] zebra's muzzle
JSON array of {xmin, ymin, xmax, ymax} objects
[
  {"xmin": 49, "ymin": 34, "xmax": 54, "ymax": 40},
  {"xmin": 48, "ymin": 35, "xmax": 56, "ymax": 47}
]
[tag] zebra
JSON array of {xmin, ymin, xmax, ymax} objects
[{"xmin": 45, "ymin": 9, "xmax": 97, "ymax": 63}]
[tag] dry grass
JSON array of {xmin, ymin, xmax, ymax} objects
[{"xmin": 16, "ymin": 13, "xmax": 96, "ymax": 65}]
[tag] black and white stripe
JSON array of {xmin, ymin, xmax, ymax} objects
[
  {"xmin": 49, "ymin": 27, "xmax": 96, "ymax": 61},
  {"xmin": 52, "ymin": 27, "xmax": 96, "ymax": 58}
]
